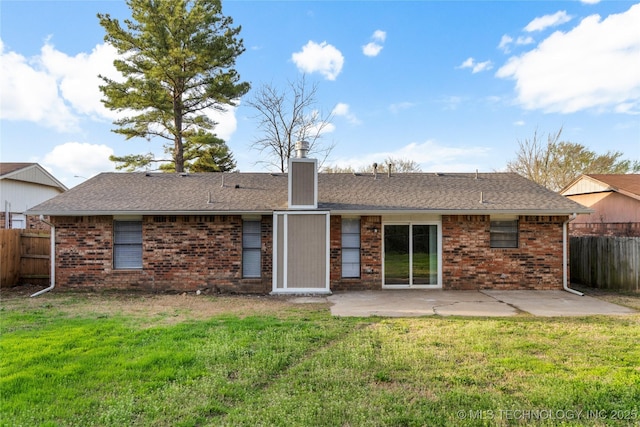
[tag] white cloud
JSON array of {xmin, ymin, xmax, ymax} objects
[
  {"xmin": 363, "ymin": 42, "xmax": 383, "ymax": 57},
  {"xmin": 438, "ymin": 96, "xmax": 463, "ymax": 111},
  {"xmin": 524, "ymin": 11, "xmax": 572, "ymax": 32},
  {"xmin": 304, "ymin": 109, "xmax": 336, "ymax": 136},
  {"xmin": 513, "ymin": 120, "xmax": 526, "ymax": 126},
  {"xmin": 372, "ymin": 30, "xmax": 387, "ymax": 42},
  {"xmin": 499, "ymin": 35, "xmax": 535, "ymax": 53},
  {"xmin": 389, "ymin": 102, "xmax": 416, "ymax": 114},
  {"xmin": 206, "ymin": 104, "xmax": 238, "ymax": 141},
  {"xmin": 0, "ymin": 39, "xmax": 242, "ymax": 140},
  {"xmin": 498, "ymin": 35, "xmax": 514, "ymax": 52},
  {"xmin": 362, "ymin": 30, "xmax": 386, "ymax": 57},
  {"xmin": 581, "ymin": 0, "xmax": 600, "ymax": 4},
  {"xmin": 291, "ymin": 41, "xmax": 344, "ymax": 80},
  {"xmin": 332, "ymin": 103, "xmax": 360, "ymax": 124},
  {"xmin": 496, "ymin": 4, "xmax": 640, "ymax": 114},
  {"xmin": 40, "ymin": 42, "xmax": 121, "ymax": 120},
  {"xmin": 0, "ymin": 39, "xmax": 79, "ymax": 131},
  {"xmin": 516, "ymin": 36, "xmax": 535, "ymax": 46},
  {"xmin": 457, "ymin": 57, "xmax": 493, "ymax": 73},
  {"xmin": 42, "ymin": 142, "xmax": 116, "ymax": 178},
  {"xmin": 330, "ymin": 140, "xmax": 490, "ymax": 172}
]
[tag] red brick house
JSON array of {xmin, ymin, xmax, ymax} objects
[
  {"xmin": 28, "ymin": 150, "xmax": 590, "ymax": 295},
  {"xmin": 561, "ymin": 174, "xmax": 640, "ymax": 237}
]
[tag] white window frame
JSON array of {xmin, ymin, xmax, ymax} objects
[
  {"xmin": 242, "ymin": 219, "xmax": 262, "ymax": 278},
  {"xmin": 10, "ymin": 213, "xmax": 26, "ymax": 229},
  {"xmin": 341, "ymin": 218, "xmax": 361, "ymax": 278},
  {"xmin": 382, "ymin": 221, "xmax": 442, "ymax": 289},
  {"xmin": 113, "ymin": 220, "xmax": 143, "ymax": 269},
  {"xmin": 490, "ymin": 218, "xmax": 519, "ymax": 249}
]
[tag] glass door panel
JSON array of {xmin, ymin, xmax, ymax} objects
[
  {"xmin": 384, "ymin": 223, "xmax": 439, "ymax": 287},
  {"xmin": 384, "ymin": 225, "xmax": 410, "ymax": 284},
  {"xmin": 412, "ymin": 225, "xmax": 438, "ymax": 285}
]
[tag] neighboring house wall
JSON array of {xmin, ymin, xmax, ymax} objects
[
  {"xmin": 566, "ymin": 193, "xmax": 640, "ymax": 237},
  {"xmin": 1, "ymin": 180, "xmax": 62, "ymax": 230},
  {"xmin": 51, "ymin": 213, "xmax": 567, "ymax": 293},
  {"xmin": 1, "ymin": 210, "xmax": 51, "ymax": 231},
  {"xmin": 442, "ymin": 215, "xmax": 565, "ymax": 290},
  {"xmin": 568, "ymin": 192, "xmax": 640, "ymax": 223}
]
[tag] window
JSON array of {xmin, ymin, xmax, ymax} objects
[
  {"xmin": 490, "ymin": 220, "xmax": 519, "ymax": 248},
  {"xmin": 243, "ymin": 220, "xmax": 261, "ymax": 278},
  {"xmin": 11, "ymin": 214, "xmax": 25, "ymax": 229},
  {"xmin": 113, "ymin": 221, "xmax": 143, "ymax": 269},
  {"xmin": 342, "ymin": 218, "xmax": 361, "ymax": 278}
]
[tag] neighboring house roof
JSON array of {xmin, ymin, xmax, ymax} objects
[
  {"xmin": 0, "ymin": 163, "xmax": 68, "ymax": 192},
  {"xmin": 561, "ymin": 174, "xmax": 640, "ymax": 202},
  {"xmin": 28, "ymin": 172, "xmax": 590, "ymax": 216}
]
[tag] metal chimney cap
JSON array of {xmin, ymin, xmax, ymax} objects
[{"xmin": 295, "ymin": 140, "xmax": 310, "ymax": 158}]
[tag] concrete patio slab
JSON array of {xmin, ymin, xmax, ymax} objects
[
  {"xmin": 326, "ymin": 290, "xmax": 519, "ymax": 317},
  {"xmin": 324, "ymin": 290, "xmax": 636, "ymax": 318},
  {"xmin": 482, "ymin": 290, "xmax": 636, "ymax": 317}
]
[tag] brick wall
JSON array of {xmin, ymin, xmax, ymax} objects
[
  {"xmin": 51, "ymin": 213, "xmax": 567, "ymax": 293},
  {"xmin": 330, "ymin": 215, "xmax": 382, "ymax": 291},
  {"xmin": 52, "ymin": 215, "xmax": 272, "ymax": 293},
  {"xmin": 442, "ymin": 215, "xmax": 566, "ymax": 290}
]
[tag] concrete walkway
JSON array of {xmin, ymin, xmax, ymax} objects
[{"xmin": 321, "ymin": 290, "xmax": 636, "ymax": 317}]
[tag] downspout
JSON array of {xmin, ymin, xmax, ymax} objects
[
  {"xmin": 563, "ymin": 213, "xmax": 583, "ymax": 296},
  {"xmin": 31, "ymin": 215, "xmax": 55, "ymax": 297}
]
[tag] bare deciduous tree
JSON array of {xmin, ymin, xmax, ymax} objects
[
  {"xmin": 322, "ymin": 157, "xmax": 422, "ymax": 174},
  {"xmin": 247, "ymin": 75, "xmax": 334, "ymax": 172},
  {"xmin": 506, "ymin": 127, "xmax": 638, "ymax": 191},
  {"xmin": 383, "ymin": 157, "xmax": 422, "ymax": 173}
]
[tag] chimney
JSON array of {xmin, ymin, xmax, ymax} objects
[
  {"xmin": 288, "ymin": 141, "xmax": 317, "ymax": 209},
  {"xmin": 295, "ymin": 140, "xmax": 309, "ymax": 158},
  {"xmin": 373, "ymin": 163, "xmax": 378, "ymax": 179}
]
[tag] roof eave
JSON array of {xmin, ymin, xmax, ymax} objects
[
  {"xmin": 329, "ymin": 208, "xmax": 593, "ymax": 216},
  {"xmin": 25, "ymin": 209, "xmax": 276, "ymax": 217},
  {"xmin": 27, "ymin": 207, "xmax": 594, "ymax": 217},
  {"xmin": 1, "ymin": 163, "xmax": 68, "ymax": 192}
]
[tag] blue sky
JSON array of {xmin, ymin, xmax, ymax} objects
[{"xmin": 1, "ymin": 0, "xmax": 639, "ymax": 188}]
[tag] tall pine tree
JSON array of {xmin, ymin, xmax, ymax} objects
[{"xmin": 98, "ymin": 0, "xmax": 249, "ymax": 172}]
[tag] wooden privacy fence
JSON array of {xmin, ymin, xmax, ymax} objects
[
  {"xmin": 0, "ymin": 229, "xmax": 50, "ymax": 288},
  {"xmin": 570, "ymin": 236, "xmax": 639, "ymax": 292}
]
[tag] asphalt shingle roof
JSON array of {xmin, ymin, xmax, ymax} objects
[
  {"xmin": 28, "ymin": 171, "xmax": 590, "ymax": 215},
  {"xmin": 585, "ymin": 174, "xmax": 640, "ymax": 198},
  {"xmin": 0, "ymin": 162, "xmax": 37, "ymax": 177}
]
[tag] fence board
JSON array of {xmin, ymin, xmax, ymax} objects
[
  {"xmin": 20, "ymin": 233, "xmax": 50, "ymax": 285},
  {"xmin": 0, "ymin": 230, "xmax": 50, "ymax": 287},
  {"xmin": 570, "ymin": 236, "xmax": 640, "ymax": 292},
  {"xmin": 1, "ymin": 229, "xmax": 22, "ymax": 287}
]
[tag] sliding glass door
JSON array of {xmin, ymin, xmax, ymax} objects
[{"xmin": 384, "ymin": 223, "xmax": 440, "ymax": 287}]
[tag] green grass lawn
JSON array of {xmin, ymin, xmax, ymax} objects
[{"xmin": 1, "ymin": 290, "xmax": 639, "ymax": 426}]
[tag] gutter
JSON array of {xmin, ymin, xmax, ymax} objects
[
  {"xmin": 563, "ymin": 213, "xmax": 583, "ymax": 296},
  {"xmin": 31, "ymin": 215, "xmax": 55, "ymax": 297}
]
